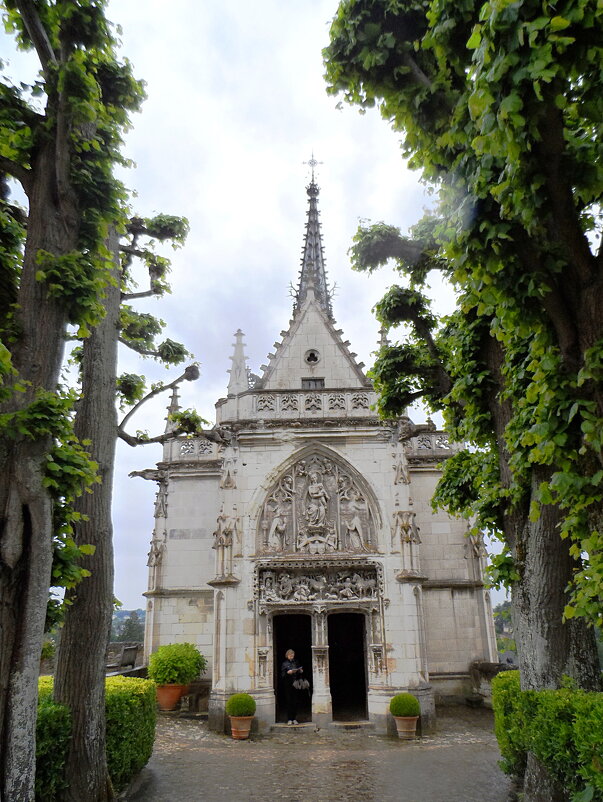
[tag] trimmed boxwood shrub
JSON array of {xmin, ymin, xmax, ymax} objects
[
  {"xmin": 225, "ymin": 692, "xmax": 256, "ymax": 717},
  {"xmin": 105, "ymin": 676, "xmax": 157, "ymax": 791},
  {"xmin": 491, "ymin": 670, "xmax": 603, "ymax": 799},
  {"xmin": 36, "ymin": 676, "xmax": 156, "ymax": 800},
  {"xmin": 147, "ymin": 642, "xmax": 207, "ymax": 685},
  {"xmin": 36, "ymin": 681, "xmax": 70, "ymax": 802},
  {"xmin": 389, "ymin": 692, "xmax": 421, "ymax": 717}
]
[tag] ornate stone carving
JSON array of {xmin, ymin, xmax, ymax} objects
[
  {"xmin": 220, "ymin": 445, "xmax": 237, "ymax": 489},
  {"xmin": 416, "ymin": 434, "xmax": 433, "ymax": 450},
  {"xmin": 393, "ymin": 449, "xmax": 410, "ymax": 485},
  {"xmin": 259, "ymin": 453, "xmax": 375, "ymax": 554},
  {"xmin": 257, "ymin": 395, "xmax": 275, "ymax": 411},
  {"xmin": 465, "ymin": 528, "xmax": 488, "ymax": 559},
  {"xmin": 154, "ymin": 481, "xmax": 168, "ymax": 518},
  {"xmin": 258, "ymin": 566, "xmax": 378, "ymax": 605},
  {"xmin": 328, "ymin": 393, "xmax": 345, "ymax": 410},
  {"xmin": 198, "ymin": 438, "xmax": 213, "ymax": 454},
  {"xmin": 435, "ymin": 434, "xmax": 451, "ymax": 449},
  {"xmin": 393, "ymin": 510, "xmax": 421, "ymax": 544},
  {"xmin": 212, "ymin": 505, "xmax": 240, "ymax": 579},
  {"xmin": 147, "ymin": 530, "xmax": 166, "ymax": 568},
  {"xmin": 179, "ymin": 441, "xmax": 195, "ymax": 455},
  {"xmin": 351, "ymin": 393, "xmax": 369, "ymax": 410},
  {"xmin": 304, "ymin": 394, "xmax": 322, "ymax": 411},
  {"xmin": 281, "ymin": 394, "xmax": 299, "ymax": 411},
  {"xmin": 370, "ymin": 644, "xmax": 384, "ymax": 675}
]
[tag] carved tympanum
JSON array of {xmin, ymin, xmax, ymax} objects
[
  {"xmin": 259, "ymin": 453, "xmax": 375, "ymax": 554},
  {"xmin": 259, "ymin": 566, "xmax": 378, "ymax": 604}
]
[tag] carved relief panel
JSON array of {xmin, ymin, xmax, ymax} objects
[
  {"xmin": 257, "ymin": 565, "xmax": 380, "ymax": 607},
  {"xmin": 258, "ymin": 453, "xmax": 377, "ymax": 555}
]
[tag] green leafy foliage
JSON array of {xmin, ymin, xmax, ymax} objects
[
  {"xmin": 35, "ymin": 687, "xmax": 71, "ymax": 802},
  {"xmin": 492, "ymin": 671, "xmax": 603, "ymax": 797},
  {"xmin": 147, "ymin": 643, "xmax": 207, "ymax": 686},
  {"xmin": 389, "ymin": 692, "xmax": 421, "ymax": 717},
  {"xmin": 104, "ymin": 677, "xmax": 157, "ymax": 791},
  {"xmin": 170, "ymin": 409, "xmax": 209, "ymax": 436},
  {"xmin": 225, "ymin": 693, "xmax": 257, "ymax": 717},
  {"xmin": 324, "ymin": 0, "xmax": 603, "ymax": 626},
  {"xmin": 116, "ymin": 372, "xmax": 146, "ymax": 407},
  {"xmin": 36, "ymin": 676, "xmax": 156, "ymax": 798}
]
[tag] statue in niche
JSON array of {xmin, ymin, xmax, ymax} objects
[
  {"xmin": 154, "ymin": 482, "xmax": 167, "ymax": 518},
  {"xmin": 305, "ymin": 470, "xmax": 329, "ymax": 526},
  {"xmin": 267, "ymin": 503, "xmax": 288, "ymax": 551},
  {"xmin": 213, "ymin": 505, "xmax": 239, "ymax": 577},
  {"xmin": 341, "ymin": 494, "xmax": 368, "ymax": 551},
  {"xmin": 147, "ymin": 530, "xmax": 166, "ymax": 567}
]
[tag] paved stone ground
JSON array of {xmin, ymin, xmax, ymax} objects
[{"xmin": 128, "ymin": 705, "xmax": 511, "ymax": 802}]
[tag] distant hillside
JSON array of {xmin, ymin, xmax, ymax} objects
[{"xmin": 111, "ymin": 608, "xmax": 145, "ymax": 641}]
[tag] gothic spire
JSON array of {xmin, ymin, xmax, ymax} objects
[
  {"xmin": 227, "ymin": 329, "xmax": 249, "ymax": 395},
  {"xmin": 294, "ymin": 170, "xmax": 333, "ymax": 319},
  {"xmin": 164, "ymin": 385, "xmax": 180, "ymax": 433}
]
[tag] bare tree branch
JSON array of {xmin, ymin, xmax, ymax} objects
[
  {"xmin": 0, "ymin": 156, "xmax": 32, "ymax": 194},
  {"xmin": 14, "ymin": 0, "xmax": 57, "ymax": 73},
  {"xmin": 118, "ymin": 364, "xmax": 199, "ymax": 437},
  {"xmin": 121, "ymin": 289, "xmax": 157, "ymax": 301},
  {"xmin": 118, "ymin": 336, "xmax": 158, "ymax": 357}
]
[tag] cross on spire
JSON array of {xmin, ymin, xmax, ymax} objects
[{"xmin": 303, "ymin": 152, "xmax": 323, "ymax": 184}]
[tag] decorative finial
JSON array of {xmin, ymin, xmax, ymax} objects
[{"xmin": 303, "ymin": 152, "xmax": 323, "ymax": 185}]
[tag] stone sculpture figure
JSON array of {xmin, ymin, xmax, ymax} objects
[
  {"xmin": 305, "ymin": 470, "xmax": 329, "ymax": 526},
  {"xmin": 267, "ymin": 504, "xmax": 288, "ymax": 551}
]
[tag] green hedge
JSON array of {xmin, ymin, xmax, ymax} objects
[
  {"xmin": 492, "ymin": 671, "xmax": 603, "ymax": 800},
  {"xmin": 36, "ymin": 676, "xmax": 156, "ymax": 800}
]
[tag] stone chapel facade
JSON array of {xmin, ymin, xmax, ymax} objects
[{"xmin": 141, "ymin": 179, "xmax": 497, "ymax": 733}]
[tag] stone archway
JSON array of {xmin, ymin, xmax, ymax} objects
[{"xmin": 255, "ymin": 444, "xmax": 381, "ymax": 557}]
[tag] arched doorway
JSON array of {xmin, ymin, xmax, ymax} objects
[
  {"xmin": 328, "ymin": 612, "xmax": 368, "ymax": 720},
  {"xmin": 273, "ymin": 613, "xmax": 312, "ymax": 723}
]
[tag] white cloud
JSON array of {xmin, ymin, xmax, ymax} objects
[{"xmin": 2, "ymin": 1, "xmax": 460, "ymax": 609}]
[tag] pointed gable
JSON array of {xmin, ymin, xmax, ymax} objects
[{"xmin": 259, "ymin": 289, "xmax": 369, "ymax": 390}]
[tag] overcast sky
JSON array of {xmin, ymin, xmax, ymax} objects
[{"xmin": 2, "ymin": 1, "xmax": 504, "ymax": 611}]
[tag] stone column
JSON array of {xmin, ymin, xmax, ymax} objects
[{"xmin": 311, "ymin": 610, "xmax": 332, "ymax": 727}]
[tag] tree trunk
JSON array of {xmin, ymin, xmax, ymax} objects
[
  {"xmin": 0, "ymin": 141, "xmax": 78, "ymax": 801},
  {"xmin": 54, "ymin": 232, "xmax": 121, "ymax": 802},
  {"xmin": 512, "ymin": 469, "xmax": 601, "ymax": 802}
]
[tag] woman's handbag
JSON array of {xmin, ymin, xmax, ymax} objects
[{"xmin": 293, "ymin": 678, "xmax": 310, "ymax": 690}]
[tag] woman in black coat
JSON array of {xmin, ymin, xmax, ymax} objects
[{"xmin": 281, "ymin": 648, "xmax": 303, "ymax": 724}]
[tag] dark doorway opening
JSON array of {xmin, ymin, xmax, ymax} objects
[
  {"xmin": 328, "ymin": 612, "xmax": 368, "ymax": 721},
  {"xmin": 273, "ymin": 613, "xmax": 312, "ymax": 723}
]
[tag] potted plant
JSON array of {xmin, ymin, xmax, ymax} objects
[
  {"xmin": 225, "ymin": 692, "xmax": 256, "ymax": 740},
  {"xmin": 148, "ymin": 643, "xmax": 207, "ymax": 711},
  {"xmin": 389, "ymin": 692, "xmax": 421, "ymax": 739}
]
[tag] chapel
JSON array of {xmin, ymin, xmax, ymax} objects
[{"xmin": 141, "ymin": 176, "xmax": 497, "ymax": 733}]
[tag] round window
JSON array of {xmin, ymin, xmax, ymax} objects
[{"xmin": 304, "ymin": 349, "xmax": 320, "ymax": 365}]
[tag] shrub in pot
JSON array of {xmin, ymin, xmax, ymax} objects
[
  {"xmin": 148, "ymin": 643, "xmax": 207, "ymax": 711},
  {"xmin": 225, "ymin": 692, "xmax": 256, "ymax": 740},
  {"xmin": 389, "ymin": 692, "xmax": 421, "ymax": 739}
]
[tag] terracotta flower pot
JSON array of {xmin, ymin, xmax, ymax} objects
[
  {"xmin": 393, "ymin": 715, "xmax": 419, "ymax": 739},
  {"xmin": 229, "ymin": 715, "xmax": 254, "ymax": 740},
  {"xmin": 156, "ymin": 683, "xmax": 188, "ymax": 711}
]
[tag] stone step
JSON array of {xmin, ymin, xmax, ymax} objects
[
  {"xmin": 270, "ymin": 720, "xmax": 374, "ymax": 732},
  {"xmin": 328, "ymin": 720, "xmax": 375, "ymax": 731}
]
